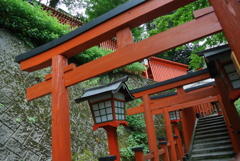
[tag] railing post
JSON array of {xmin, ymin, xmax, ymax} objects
[
  {"xmin": 159, "ymin": 141, "xmax": 170, "ymax": 161},
  {"xmin": 132, "ymin": 147, "xmax": 144, "ymax": 161},
  {"xmin": 174, "ymin": 136, "xmax": 182, "ymax": 161},
  {"xmin": 173, "ymin": 122, "xmax": 184, "ymax": 157},
  {"xmin": 99, "ymin": 155, "xmax": 117, "ymax": 161}
]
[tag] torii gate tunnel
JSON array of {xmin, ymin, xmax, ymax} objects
[{"xmin": 15, "ymin": 0, "xmax": 240, "ymax": 160}]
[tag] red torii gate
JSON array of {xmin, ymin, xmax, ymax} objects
[
  {"xmin": 15, "ymin": 0, "xmax": 240, "ymax": 160},
  {"xmin": 127, "ymin": 68, "xmax": 238, "ymax": 160}
]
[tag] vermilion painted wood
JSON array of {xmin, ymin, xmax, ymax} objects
[
  {"xmin": 142, "ymin": 95, "xmax": 159, "ymax": 161},
  {"xmin": 217, "ymin": 60, "xmax": 234, "ymax": 92},
  {"xmin": 26, "ymin": 12, "xmax": 219, "ymax": 100},
  {"xmin": 163, "ymin": 108, "xmax": 177, "ymax": 161},
  {"xmin": 148, "ymin": 57, "xmax": 188, "ymax": 82},
  {"xmin": 51, "ymin": 55, "xmax": 71, "ymax": 161},
  {"xmin": 217, "ymin": 94, "xmax": 239, "ymax": 153},
  {"xmin": 193, "ymin": 6, "xmax": 214, "ymax": 19},
  {"xmin": 103, "ymin": 126, "xmax": 120, "ymax": 161},
  {"xmin": 20, "ymin": 0, "xmax": 197, "ymax": 72},
  {"xmin": 177, "ymin": 87, "xmax": 185, "ymax": 96},
  {"xmin": 173, "ymin": 137, "xmax": 182, "ymax": 161},
  {"xmin": 133, "ymin": 72, "xmax": 211, "ymax": 98},
  {"xmin": 209, "ymin": 0, "xmax": 240, "ymax": 64},
  {"xmin": 27, "ymin": 79, "xmax": 52, "ymax": 101},
  {"xmin": 180, "ymin": 110, "xmax": 190, "ymax": 153},
  {"xmin": 157, "ymin": 149, "xmax": 164, "ymax": 155},
  {"xmin": 160, "ymin": 143, "xmax": 170, "ymax": 161},
  {"xmin": 133, "ymin": 150, "xmax": 144, "ymax": 161},
  {"xmin": 63, "ymin": 12, "xmax": 221, "ymax": 87},
  {"xmin": 164, "ymin": 96, "xmax": 218, "ymax": 112},
  {"xmin": 215, "ymin": 77, "xmax": 240, "ymax": 152},
  {"xmin": 180, "ymin": 107, "xmax": 196, "ymax": 153},
  {"xmin": 173, "ymin": 122, "xmax": 184, "ymax": 157},
  {"xmin": 127, "ymin": 86, "xmax": 219, "ymax": 116},
  {"xmin": 116, "ymin": 26, "xmax": 134, "ymax": 49},
  {"xmin": 44, "ymin": 63, "xmax": 76, "ymax": 81},
  {"xmin": 143, "ymin": 153, "xmax": 154, "ymax": 160}
]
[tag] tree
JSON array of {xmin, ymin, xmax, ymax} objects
[{"xmin": 148, "ymin": 0, "xmax": 227, "ymax": 69}]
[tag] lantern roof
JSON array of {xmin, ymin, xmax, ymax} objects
[
  {"xmin": 196, "ymin": 44, "xmax": 230, "ymax": 61},
  {"xmin": 75, "ymin": 76, "xmax": 134, "ymax": 103}
]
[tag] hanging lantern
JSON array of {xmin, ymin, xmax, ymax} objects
[
  {"xmin": 75, "ymin": 76, "xmax": 134, "ymax": 130},
  {"xmin": 169, "ymin": 110, "xmax": 180, "ymax": 122}
]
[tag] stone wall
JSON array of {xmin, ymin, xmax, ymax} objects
[{"xmin": 0, "ymin": 28, "xmax": 158, "ymax": 160}]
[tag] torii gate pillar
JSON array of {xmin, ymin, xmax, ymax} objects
[
  {"xmin": 208, "ymin": 0, "xmax": 240, "ymax": 63},
  {"xmin": 52, "ymin": 55, "xmax": 72, "ymax": 161}
]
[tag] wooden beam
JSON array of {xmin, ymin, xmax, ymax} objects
[
  {"xmin": 116, "ymin": 26, "xmax": 134, "ymax": 49},
  {"xmin": 152, "ymin": 86, "xmax": 219, "ymax": 110},
  {"xmin": 133, "ymin": 72, "xmax": 212, "ymax": 98},
  {"xmin": 163, "ymin": 108, "xmax": 177, "ymax": 161},
  {"xmin": 64, "ymin": 12, "xmax": 221, "ymax": 87},
  {"xmin": 44, "ymin": 63, "xmax": 76, "ymax": 81},
  {"xmin": 209, "ymin": 0, "xmax": 240, "ymax": 65},
  {"xmin": 26, "ymin": 12, "xmax": 221, "ymax": 101},
  {"xmin": 19, "ymin": 0, "xmax": 197, "ymax": 72},
  {"xmin": 127, "ymin": 85, "xmax": 219, "ymax": 115},
  {"xmin": 152, "ymin": 96, "xmax": 218, "ymax": 115},
  {"xmin": 193, "ymin": 6, "xmax": 214, "ymax": 19}
]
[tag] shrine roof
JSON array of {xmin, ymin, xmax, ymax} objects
[
  {"xmin": 149, "ymin": 56, "xmax": 189, "ymax": 69},
  {"xmin": 75, "ymin": 76, "xmax": 134, "ymax": 103},
  {"xmin": 197, "ymin": 44, "xmax": 230, "ymax": 61},
  {"xmin": 150, "ymin": 81, "xmax": 215, "ymax": 100},
  {"xmin": 15, "ymin": 0, "xmax": 147, "ymax": 63}
]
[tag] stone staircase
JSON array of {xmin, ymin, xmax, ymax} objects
[{"xmin": 190, "ymin": 114, "xmax": 236, "ymax": 161}]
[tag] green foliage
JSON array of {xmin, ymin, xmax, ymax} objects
[
  {"xmin": 84, "ymin": 0, "xmax": 144, "ymax": 42},
  {"xmin": 28, "ymin": 117, "xmax": 36, "ymax": 123},
  {"xmin": 0, "ymin": 0, "xmax": 71, "ymax": 48},
  {"xmin": 74, "ymin": 46, "xmax": 112, "ymax": 65},
  {"xmin": 72, "ymin": 150, "xmax": 98, "ymax": 161},
  {"xmin": 0, "ymin": 103, "xmax": 4, "ymax": 108},
  {"xmin": 16, "ymin": 117, "xmax": 21, "ymax": 123},
  {"xmin": 74, "ymin": 46, "xmax": 146, "ymax": 74},
  {"xmin": 85, "ymin": 0, "xmax": 129, "ymax": 22},
  {"xmin": 118, "ymin": 99, "xmax": 149, "ymax": 160},
  {"xmin": 148, "ymin": 0, "xmax": 227, "ymax": 69},
  {"xmin": 234, "ymin": 98, "xmax": 240, "ymax": 116}
]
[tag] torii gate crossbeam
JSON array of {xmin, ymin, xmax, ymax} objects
[{"xmin": 14, "ymin": 0, "xmax": 240, "ymax": 160}]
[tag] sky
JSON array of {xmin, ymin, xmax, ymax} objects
[{"xmin": 41, "ymin": 0, "xmax": 69, "ymax": 12}]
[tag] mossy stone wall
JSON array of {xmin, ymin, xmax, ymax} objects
[{"xmin": 0, "ymin": 28, "xmax": 160, "ymax": 160}]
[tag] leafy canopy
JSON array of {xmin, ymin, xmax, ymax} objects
[
  {"xmin": 0, "ymin": 0, "xmax": 71, "ymax": 48},
  {"xmin": 148, "ymin": 0, "xmax": 227, "ymax": 69}
]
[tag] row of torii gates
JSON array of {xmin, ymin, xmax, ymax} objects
[{"xmin": 15, "ymin": 0, "xmax": 240, "ymax": 160}]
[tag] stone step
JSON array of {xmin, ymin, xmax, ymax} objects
[
  {"xmin": 197, "ymin": 119, "xmax": 225, "ymax": 126},
  {"xmin": 195, "ymin": 127, "xmax": 227, "ymax": 136},
  {"xmin": 196, "ymin": 120, "xmax": 226, "ymax": 128},
  {"xmin": 196, "ymin": 123, "xmax": 226, "ymax": 132},
  {"xmin": 191, "ymin": 151, "xmax": 235, "ymax": 160},
  {"xmin": 194, "ymin": 131, "xmax": 229, "ymax": 140},
  {"xmin": 192, "ymin": 144, "xmax": 233, "ymax": 154},
  {"xmin": 194, "ymin": 135, "xmax": 230, "ymax": 144},
  {"xmin": 193, "ymin": 139, "xmax": 232, "ymax": 149},
  {"xmin": 193, "ymin": 158, "xmax": 235, "ymax": 161},
  {"xmin": 198, "ymin": 117, "xmax": 224, "ymax": 124},
  {"xmin": 198, "ymin": 114, "xmax": 223, "ymax": 121}
]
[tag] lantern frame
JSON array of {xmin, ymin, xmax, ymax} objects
[
  {"xmin": 169, "ymin": 110, "xmax": 181, "ymax": 123},
  {"xmin": 75, "ymin": 76, "xmax": 134, "ymax": 130}
]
